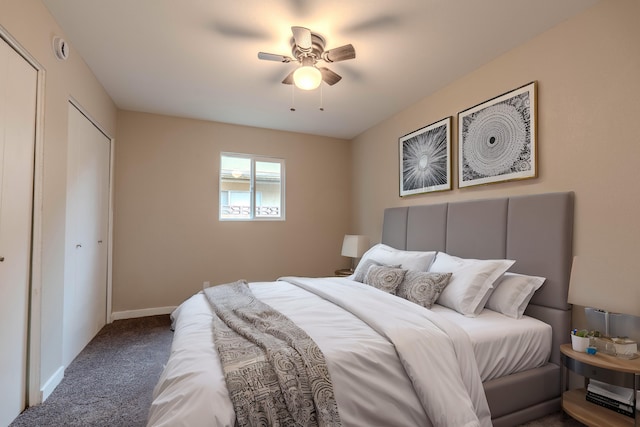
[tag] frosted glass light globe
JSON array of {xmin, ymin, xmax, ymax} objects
[{"xmin": 293, "ymin": 66, "xmax": 322, "ymax": 90}]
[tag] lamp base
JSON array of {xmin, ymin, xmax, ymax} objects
[
  {"xmin": 585, "ymin": 308, "xmax": 640, "ymax": 359},
  {"xmin": 585, "ymin": 308, "xmax": 640, "ymax": 343}
]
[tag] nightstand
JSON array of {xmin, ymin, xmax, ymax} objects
[
  {"xmin": 560, "ymin": 343, "xmax": 640, "ymax": 426},
  {"xmin": 334, "ymin": 269, "xmax": 353, "ymax": 277}
]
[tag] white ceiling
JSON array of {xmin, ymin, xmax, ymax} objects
[{"xmin": 41, "ymin": 0, "xmax": 598, "ymax": 139}]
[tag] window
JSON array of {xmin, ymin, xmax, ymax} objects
[{"xmin": 219, "ymin": 153, "xmax": 285, "ymax": 220}]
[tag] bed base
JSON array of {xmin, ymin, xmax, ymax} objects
[{"xmin": 484, "ymin": 364, "xmax": 561, "ymax": 426}]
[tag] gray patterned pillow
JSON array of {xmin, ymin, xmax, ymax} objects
[
  {"xmin": 353, "ymin": 259, "xmax": 401, "ymax": 283},
  {"xmin": 397, "ymin": 271, "xmax": 452, "ymax": 308},
  {"xmin": 364, "ymin": 265, "xmax": 406, "ymax": 294}
]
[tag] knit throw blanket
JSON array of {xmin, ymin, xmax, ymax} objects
[{"xmin": 203, "ymin": 280, "xmax": 341, "ymax": 427}]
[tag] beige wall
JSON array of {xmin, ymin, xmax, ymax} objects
[
  {"xmin": 0, "ymin": 0, "xmax": 117, "ymax": 397},
  {"xmin": 113, "ymin": 111, "xmax": 351, "ymax": 312},
  {"xmin": 3, "ymin": 0, "xmax": 636, "ymax": 402},
  {"xmin": 351, "ymin": 0, "xmax": 640, "ymax": 326}
]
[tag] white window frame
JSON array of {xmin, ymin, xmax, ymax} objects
[{"xmin": 219, "ymin": 152, "xmax": 286, "ymax": 221}]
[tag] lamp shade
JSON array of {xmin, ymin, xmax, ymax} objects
[
  {"xmin": 293, "ymin": 65, "xmax": 322, "ymax": 90},
  {"xmin": 341, "ymin": 235, "xmax": 369, "ymax": 258},
  {"xmin": 568, "ymin": 255, "xmax": 640, "ymax": 317}
]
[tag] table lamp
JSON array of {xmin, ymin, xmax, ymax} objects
[
  {"xmin": 341, "ymin": 235, "xmax": 369, "ymax": 272},
  {"xmin": 568, "ymin": 255, "xmax": 640, "ymax": 353}
]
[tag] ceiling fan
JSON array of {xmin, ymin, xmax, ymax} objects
[{"xmin": 258, "ymin": 26, "xmax": 356, "ymax": 91}]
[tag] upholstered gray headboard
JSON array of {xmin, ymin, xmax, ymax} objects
[{"xmin": 382, "ymin": 191, "xmax": 574, "ymax": 366}]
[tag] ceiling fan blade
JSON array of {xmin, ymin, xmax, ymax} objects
[
  {"xmin": 322, "ymin": 44, "xmax": 356, "ymax": 62},
  {"xmin": 342, "ymin": 14, "xmax": 401, "ymax": 34},
  {"xmin": 281, "ymin": 70, "xmax": 295, "ymax": 85},
  {"xmin": 319, "ymin": 67, "xmax": 342, "ymax": 86},
  {"xmin": 288, "ymin": 0, "xmax": 313, "ymax": 17},
  {"xmin": 291, "ymin": 26, "xmax": 312, "ymax": 50},
  {"xmin": 213, "ymin": 22, "xmax": 270, "ymax": 40},
  {"xmin": 258, "ymin": 52, "xmax": 293, "ymax": 63}
]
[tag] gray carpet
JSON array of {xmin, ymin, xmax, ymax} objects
[
  {"xmin": 10, "ymin": 315, "xmax": 172, "ymax": 427},
  {"xmin": 9, "ymin": 314, "xmax": 584, "ymax": 426},
  {"xmin": 518, "ymin": 412, "xmax": 585, "ymax": 427}
]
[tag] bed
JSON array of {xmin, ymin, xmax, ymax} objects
[{"xmin": 148, "ymin": 191, "xmax": 574, "ymax": 427}]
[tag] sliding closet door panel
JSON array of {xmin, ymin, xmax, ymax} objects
[
  {"xmin": 0, "ymin": 37, "xmax": 37, "ymax": 427},
  {"xmin": 63, "ymin": 104, "xmax": 110, "ymax": 367}
]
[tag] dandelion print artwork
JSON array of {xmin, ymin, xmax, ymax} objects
[
  {"xmin": 458, "ymin": 82, "xmax": 537, "ymax": 188},
  {"xmin": 399, "ymin": 117, "xmax": 451, "ymax": 196},
  {"xmin": 403, "ymin": 128, "xmax": 447, "ymax": 189}
]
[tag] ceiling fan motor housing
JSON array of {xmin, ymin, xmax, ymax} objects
[{"xmin": 291, "ymin": 33, "xmax": 325, "ymax": 61}]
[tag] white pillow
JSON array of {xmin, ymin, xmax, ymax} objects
[
  {"xmin": 429, "ymin": 252, "xmax": 515, "ymax": 317},
  {"xmin": 485, "ymin": 273, "xmax": 545, "ymax": 319},
  {"xmin": 352, "ymin": 243, "xmax": 436, "ymax": 282},
  {"xmin": 361, "ymin": 243, "xmax": 436, "ymax": 271}
]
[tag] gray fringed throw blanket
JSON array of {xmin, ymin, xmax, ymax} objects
[{"xmin": 203, "ymin": 280, "xmax": 341, "ymax": 427}]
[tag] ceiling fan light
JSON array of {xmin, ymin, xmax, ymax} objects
[{"xmin": 293, "ymin": 65, "xmax": 322, "ymax": 90}]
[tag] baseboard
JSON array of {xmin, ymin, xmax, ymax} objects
[
  {"xmin": 41, "ymin": 365, "xmax": 64, "ymax": 402},
  {"xmin": 110, "ymin": 306, "xmax": 176, "ymax": 321}
]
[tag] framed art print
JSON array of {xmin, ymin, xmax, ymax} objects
[
  {"xmin": 458, "ymin": 81, "xmax": 537, "ymax": 188},
  {"xmin": 399, "ymin": 116, "xmax": 451, "ymax": 196}
]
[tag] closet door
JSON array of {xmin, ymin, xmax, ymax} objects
[
  {"xmin": 0, "ymin": 38, "xmax": 37, "ymax": 426},
  {"xmin": 63, "ymin": 104, "xmax": 111, "ymax": 367}
]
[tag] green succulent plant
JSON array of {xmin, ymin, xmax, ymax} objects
[{"xmin": 574, "ymin": 329, "xmax": 601, "ymax": 338}]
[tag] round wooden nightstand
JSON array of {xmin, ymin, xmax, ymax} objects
[
  {"xmin": 334, "ymin": 269, "xmax": 353, "ymax": 277},
  {"xmin": 560, "ymin": 343, "xmax": 639, "ymax": 426}
]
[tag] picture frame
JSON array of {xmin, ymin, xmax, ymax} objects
[
  {"xmin": 458, "ymin": 81, "xmax": 537, "ymax": 188},
  {"xmin": 399, "ymin": 116, "xmax": 451, "ymax": 196}
]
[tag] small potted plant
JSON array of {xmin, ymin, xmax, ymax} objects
[{"xmin": 571, "ymin": 329, "xmax": 599, "ymax": 352}]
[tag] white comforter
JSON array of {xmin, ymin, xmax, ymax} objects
[{"xmin": 148, "ymin": 277, "xmax": 491, "ymax": 427}]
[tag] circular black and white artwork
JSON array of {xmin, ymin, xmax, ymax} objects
[
  {"xmin": 400, "ymin": 117, "xmax": 451, "ymax": 196},
  {"xmin": 459, "ymin": 83, "xmax": 536, "ymax": 187}
]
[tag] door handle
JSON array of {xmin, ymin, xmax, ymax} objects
[
  {"xmin": 98, "ymin": 240, "xmax": 103, "ymax": 244},
  {"xmin": 76, "ymin": 244, "xmax": 82, "ymax": 249},
  {"xmin": 0, "ymin": 256, "xmax": 4, "ymax": 262}
]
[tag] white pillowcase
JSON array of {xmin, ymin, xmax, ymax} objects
[
  {"xmin": 352, "ymin": 243, "xmax": 436, "ymax": 282},
  {"xmin": 429, "ymin": 252, "xmax": 515, "ymax": 317},
  {"xmin": 485, "ymin": 273, "xmax": 545, "ymax": 319}
]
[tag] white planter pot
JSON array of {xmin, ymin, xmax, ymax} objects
[{"xmin": 571, "ymin": 334, "xmax": 590, "ymax": 352}]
